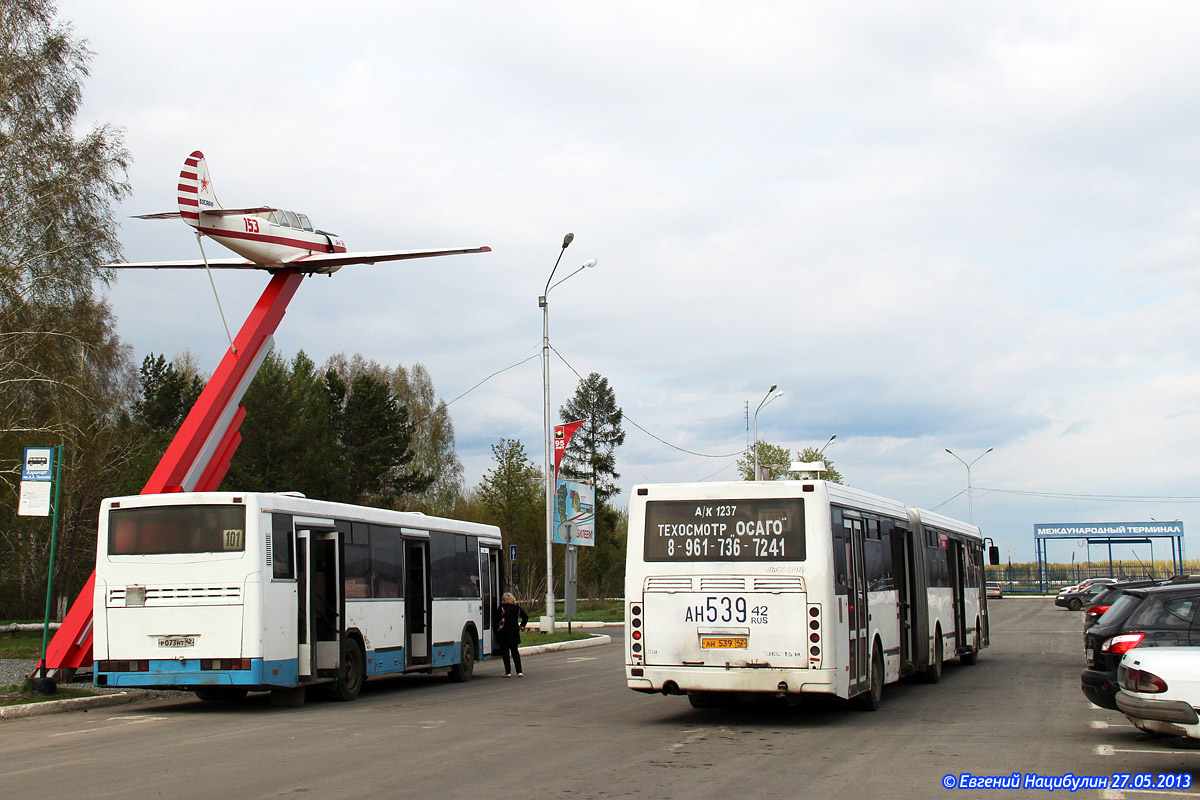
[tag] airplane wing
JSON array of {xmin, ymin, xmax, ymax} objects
[
  {"xmin": 201, "ymin": 207, "xmax": 278, "ymax": 217},
  {"xmin": 105, "ymin": 256, "xmax": 258, "ymax": 269},
  {"xmin": 105, "ymin": 246, "xmax": 491, "ymax": 271},
  {"xmin": 131, "ymin": 212, "xmax": 183, "ymax": 220},
  {"xmin": 284, "ymin": 246, "xmax": 491, "ymax": 269},
  {"xmin": 132, "ymin": 207, "xmax": 276, "ymax": 220}
]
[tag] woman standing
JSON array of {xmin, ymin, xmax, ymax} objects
[{"xmin": 495, "ymin": 592, "xmax": 529, "ymax": 677}]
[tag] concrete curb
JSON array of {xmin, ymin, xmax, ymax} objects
[
  {"xmin": 0, "ymin": 691, "xmax": 144, "ymax": 721},
  {"xmin": 525, "ymin": 620, "xmax": 619, "ymax": 631},
  {"xmin": 518, "ymin": 633, "xmax": 612, "ymax": 656}
]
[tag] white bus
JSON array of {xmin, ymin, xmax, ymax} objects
[
  {"xmin": 625, "ymin": 480, "xmax": 990, "ymax": 709},
  {"xmin": 93, "ymin": 492, "xmax": 504, "ymax": 704}
]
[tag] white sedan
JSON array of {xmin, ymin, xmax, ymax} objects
[{"xmin": 1116, "ymin": 648, "xmax": 1200, "ymax": 739}]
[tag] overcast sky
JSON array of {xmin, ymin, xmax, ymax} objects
[{"xmin": 58, "ymin": 1, "xmax": 1200, "ymax": 564}]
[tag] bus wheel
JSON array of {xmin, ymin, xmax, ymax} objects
[
  {"xmin": 960, "ymin": 624, "xmax": 980, "ymax": 666},
  {"xmin": 195, "ymin": 687, "xmax": 248, "ymax": 703},
  {"xmin": 448, "ymin": 629, "xmax": 476, "ymax": 683},
  {"xmin": 688, "ymin": 691, "xmax": 716, "ymax": 709},
  {"xmin": 855, "ymin": 645, "xmax": 884, "ymax": 711},
  {"xmin": 924, "ymin": 627, "xmax": 943, "ymax": 683},
  {"xmin": 332, "ymin": 639, "xmax": 365, "ymax": 702}
]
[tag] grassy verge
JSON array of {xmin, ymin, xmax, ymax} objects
[
  {"xmin": 519, "ymin": 630, "xmax": 600, "ymax": 646},
  {"xmin": 0, "ymin": 630, "xmax": 46, "ymax": 660},
  {"xmin": 549, "ymin": 598, "xmax": 624, "ymax": 623},
  {"xmin": 0, "ymin": 683, "xmax": 99, "ymax": 708}
]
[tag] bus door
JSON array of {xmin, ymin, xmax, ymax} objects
[
  {"xmin": 404, "ymin": 538, "xmax": 431, "ymax": 666},
  {"xmin": 843, "ymin": 516, "xmax": 869, "ymax": 696},
  {"xmin": 903, "ymin": 509, "xmax": 934, "ymax": 672},
  {"xmin": 480, "ymin": 546, "xmax": 502, "ymax": 657},
  {"xmin": 949, "ymin": 538, "xmax": 967, "ymax": 652},
  {"xmin": 296, "ymin": 526, "xmax": 341, "ymax": 679},
  {"xmin": 891, "ymin": 526, "xmax": 918, "ymax": 672}
]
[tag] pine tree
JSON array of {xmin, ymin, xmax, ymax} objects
[{"xmin": 558, "ymin": 372, "xmax": 625, "ymax": 504}]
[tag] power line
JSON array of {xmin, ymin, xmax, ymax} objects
[
  {"xmin": 415, "ymin": 349, "xmax": 541, "ymax": 424},
  {"xmin": 549, "ymin": 345, "xmax": 749, "ymax": 459},
  {"xmin": 975, "ymin": 487, "xmax": 1200, "ymax": 504}
]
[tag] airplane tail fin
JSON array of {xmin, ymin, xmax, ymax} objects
[{"xmin": 178, "ymin": 150, "xmax": 221, "ymax": 226}]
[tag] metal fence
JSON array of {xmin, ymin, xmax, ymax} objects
[{"xmin": 984, "ymin": 564, "xmax": 1175, "ymax": 595}]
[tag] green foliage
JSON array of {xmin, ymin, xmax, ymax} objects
[
  {"xmin": 793, "ymin": 446, "xmax": 843, "ymax": 484},
  {"xmin": 558, "ymin": 373, "xmax": 625, "ymax": 504},
  {"xmin": 736, "ymin": 441, "xmax": 792, "ymax": 480},
  {"xmin": 736, "ymin": 442, "xmax": 843, "ymax": 483},
  {"xmin": 0, "ymin": 0, "xmax": 134, "ymax": 617},
  {"xmin": 224, "ymin": 351, "xmax": 446, "ymax": 507},
  {"xmin": 477, "ymin": 438, "xmax": 545, "ymax": 599},
  {"xmin": 555, "ymin": 373, "xmax": 627, "ymax": 598}
]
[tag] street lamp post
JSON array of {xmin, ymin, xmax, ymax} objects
[
  {"xmin": 540, "ymin": 232, "xmax": 596, "ymax": 632},
  {"xmin": 945, "ymin": 447, "xmax": 993, "ymax": 525},
  {"xmin": 752, "ymin": 384, "xmax": 780, "ymax": 480},
  {"xmin": 818, "ymin": 434, "xmax": 837, "ymax": 455}
]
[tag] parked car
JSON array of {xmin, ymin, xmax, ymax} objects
[
  {"xmin": 1056, "ymin": 581, "xmax": 1114, "ymax": 611},
  {"xmin": 1057, "ymin": 577, "xmax": 1117, "ymax": 600},
  {"xmin": 1081, "ymin": 583, "xmax": 1200, "ymax": 710},
  {"xmin": 986, "ymin": 582, "xmax": 1003, "ymax": 599},
  {"xmin": 1116, "ymin": 647, "xmax": 1200, "ymax": 739},
  {"xmin": 1084, "ymin": 580, "xmax": 1166, "ymax": 629}
]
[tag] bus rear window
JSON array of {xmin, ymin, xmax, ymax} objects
[
  {"xmin": 643, "ymin": 499, "xmax": 805, "ymax": 562},
  {"xmin": 109, "ymin": 505, "xmax": 247, "ymax": 555}
]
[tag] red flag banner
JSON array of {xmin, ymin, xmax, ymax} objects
[{"xmin": 554, "ymin": 419, "xmax": 586, "ymax": 484}]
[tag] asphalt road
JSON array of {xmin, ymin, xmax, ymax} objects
[{"xmin": 3, "ymin": 600, "xmax": 1198, "ymax": 800}]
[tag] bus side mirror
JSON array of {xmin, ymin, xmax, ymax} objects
[{"xmin": 988, "ymin": 546, "xmax": 1000, "ymax": 566}]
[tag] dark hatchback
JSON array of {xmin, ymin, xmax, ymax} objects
[
  {"xmin": 1083, "ymin": 579, "xmax": 1167, "ymax": 630},
  {"xmin": 1081, "ymin": 583, "xmax": 1200, "ymax": 710}
]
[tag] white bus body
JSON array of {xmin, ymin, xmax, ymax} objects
[
  {"xmin": 625, "ymin": 480, "xmax": 989, "ymax": 708},
  {"xmin": 93, "ymin": 492, "xmax": 504, "ymax": 702}
]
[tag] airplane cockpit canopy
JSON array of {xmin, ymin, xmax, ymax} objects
[{"xmin": 256, "ymin": 209, "xmax": 314, "ymax": 232}]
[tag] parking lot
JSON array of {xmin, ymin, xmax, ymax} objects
[{"xmin": 1, "ymin": 597, "xmax": 1197, "ymax": 799}]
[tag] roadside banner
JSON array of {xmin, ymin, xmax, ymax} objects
[
  {"xmin": 554, "ymin": 479, "xmax": 595, "ymax": 546},
  {"xmin": 553, "ymin": 420, "xmax": 586, "ymax": 483}
]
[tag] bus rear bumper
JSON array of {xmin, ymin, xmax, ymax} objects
[
  {"xmin": 96, "ymin": 657, "xmax": 298, "ymax": 689},
  {"xmin": 626, "ymin": 665, "xmax": 838, "ymax": 697}
]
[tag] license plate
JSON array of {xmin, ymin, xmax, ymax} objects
[
  {"xmin": 1085, "ymin": 645, "xmax": 1093, "ymax": 662},
  {"xmin": 158, "ymin": 636, "xmax": 195, "ymax": 648},
  {"xmin": 701, "ymin": 637, "xmax": 748, "ymax": 649}
]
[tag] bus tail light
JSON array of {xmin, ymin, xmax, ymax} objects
[
  {"xmin": 97, "ymin": 660, "xmax": 149, "ymax": 672},
  {"xmin": 630, "ymin": 604, "xmax": 644, "ymax": 663},
  {"xmin": 807, "ymin": 604, "xmax": 822, "ymax": 667},
  {"xmin": 201, "ymin": 659, "xmax": 253, "ymax": 671}
]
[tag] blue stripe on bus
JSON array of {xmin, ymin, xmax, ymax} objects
[
  {"xmin": 97, "ymin": 657, "xmax": 298, "ymax": 688},
  {"xmin": 431, "ymin": 641, "xmax": 459, "ymax": 669},
  {"xmin": 367, "ymin": 647, "xmax": 406, "ymax": 676}
]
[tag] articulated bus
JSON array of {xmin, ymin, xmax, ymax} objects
[
  {"xmin": 625, "ymin": 480, "xmax": 990, "ymax": 709},
  {"xmin": 93, "ymin": 492, "xmax": 504, "ymax": 704}
]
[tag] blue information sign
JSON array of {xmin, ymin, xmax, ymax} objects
[{"xmin": 22, "ymin": 447, "xmax": 53, "ymax": 482}]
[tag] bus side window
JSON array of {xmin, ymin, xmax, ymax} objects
[
  {"xmin": 344, "ymin": 521, "xmax": 371, "ymax": 598},
  {"xmin": 831, "ymin": 510, "xmax": 848, "ymax": 594},
  {"xmin": 272, "ymin": 514, "xmax": 294, "ymax": 579}
]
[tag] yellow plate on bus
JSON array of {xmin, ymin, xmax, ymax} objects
[{"xmin": 701, "ymin": 637, "xmax": 748, "ymax": 649}]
